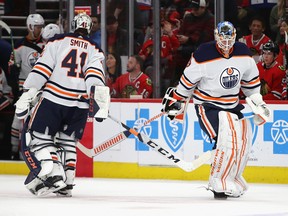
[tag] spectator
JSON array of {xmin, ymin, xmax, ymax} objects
[
  {"xmin": 90, "ymin": 14, "xmax": 101, "ymax": 47},
  {"xmin": 108, "ymin": 0, "xmax": 142, "ymax": 31},
  {"xmin": 172, "ymin": 0, "xmax": 214, "ymax": 84},
  {"xmin": 275, "ymin": 17, "xmax": 288, "ymax": 66},
  {"xmin": 9, "ymin": 13, "xmax": 45, "ymax": 160},
  {"xmin": 239, "ymin": 16, "xmax": 271, "ymax": 63},
  {"xmin": 106, "ymin": 15, "xmax": 128, "ymax": 56},
  {"xmin": 111, "ymin": 55, "xmax": 153, "ymax": 98},
  {"xmin": 270, "ymin": 0, "xmax": 285, "ymax": 41},
  {"xmin": 249, "ymin": 0, "xmax": 277, "ymax": 38},
  {"xmin": 106, "ymin": 52, "xmax": 122, "ymax": 90},
  {"xmin": 257, "ymin": 41, "xmax": 286, "ymax": 100},
  {"xmin": 163, "ymin": 0, "xmax": 192, "ymax": 23},
  {"xmin": 237, "ymin": 0, "xmax": 255, "ymax": 38},
  {"xmin": 136, "ymin": 0, "xmax": 152, "ymax": 31},
  {"xmin": 139, "ymin": 19, "xmax": 180, "ymax": 90}
]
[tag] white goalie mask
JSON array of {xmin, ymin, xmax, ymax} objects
[
  {"xmin": 26, "ymin": 14, "xmax": 45, "ymax": 32},
  {"xmin": 72, "ymin": 13, "xmax": 92, "ymax": 34},
  {"xmin": 42, "ymin": 23, "xmax": 60, "ymax": 41},
  {"xmin": 214, "ymin": 21, "xmax": 236, "ymax": 52}
]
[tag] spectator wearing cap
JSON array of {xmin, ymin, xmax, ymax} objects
[
  {"xmin": 106, "ymin": 15, "xmax": 129, "ymax": 56},
  {"xmin": 172, "ymin": 0, "xmax": 214, "ymax": 84}
]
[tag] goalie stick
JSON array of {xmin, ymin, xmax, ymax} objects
[
  {"xmin": 0, "ymin": 20, "xmax": 16, "ymax": 61},
  {"xmin": 76, "ymin": 111, "xmax": 166, "ymax": 158},
  {"xmin": 107, "ymin": 114, "xmax": 211, "ymax": 172}
]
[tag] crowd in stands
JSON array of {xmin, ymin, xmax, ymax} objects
[{"xmin": 1, "ymin": 0, "xmax": 288, "ymax": 160}]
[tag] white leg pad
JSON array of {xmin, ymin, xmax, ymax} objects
[
  {"xmin": 56, "ymin": 132, "xmax": 77, "ymax": 186},
  {"xmin": 209, "ymin": 111, "xmax": 243, "ymax": 197},
  {"xmin": 234, "ymin": 118, "xmax": 252, "ymax": 195},
  {"xmin": 25, "ymin": 131, "xmax": 66, "ymax": 196}
]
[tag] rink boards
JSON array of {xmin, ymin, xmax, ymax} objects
[{"xmin": 1, "ymin": 99, "xmax": 288, "ymax": 183}]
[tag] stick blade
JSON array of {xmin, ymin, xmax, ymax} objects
[
  {"xmin": 0, "ymin": 20, "xmax": 11, "ymax": 34},
  {"xmin": 190, "ymin": 151, "xmax": 212, "ymax": 171},
  {"xmin": 76, "ymin": 141, "xmax": 94, "ymax": 158}
]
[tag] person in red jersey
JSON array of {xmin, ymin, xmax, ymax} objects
[
  {"xmin": 239, "ymin": 16, "xmax": 271, "ymax": 63},
  {"xmin": 111, "ymin": 55, "xmax": 153, "ymax": 98},
  {"xmin": 257, "ymin": 41, "xmax": 286, "ymax": 100}
]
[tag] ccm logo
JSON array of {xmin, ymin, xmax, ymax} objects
[{"xmin": 24, "ymin": 150, "xmax": 38, "ymax": 169}]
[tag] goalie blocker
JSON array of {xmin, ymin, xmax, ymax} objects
[{"xmin": 88, "ymin": 85, "xmax": 110, "ymax": 122}]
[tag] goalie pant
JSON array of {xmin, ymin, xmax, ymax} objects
[{"xmin": 195, "ymin": 103, "xmax": 251, "ymax": 197}]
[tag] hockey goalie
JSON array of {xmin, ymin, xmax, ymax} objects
[
  {"xmin": 15, "ymin": 13, "xmax": 109, "ymax": 197},
  {"xmin": 162, "ymin": 21, "xmax": 271, "ymax": 199}
]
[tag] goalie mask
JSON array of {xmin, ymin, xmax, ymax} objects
[
  {"xmin": 72, "ymin": 13, "xmax": 92, "ymax": 34},
  {"xmin": 215, "ymin": 21, "xmax": 236, "ymax": 52}
]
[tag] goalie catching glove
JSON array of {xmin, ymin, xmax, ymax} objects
[
  {"xmin": 246, "ymin": 93, "xmax": 271, "ymax": 126},
  {"xmin": 161, "ymin": 87, "xmax": 187, "ymax": 121},
  {"xmin": 15, "ymin": 88, "xmax": 41, "ymax": 119}
]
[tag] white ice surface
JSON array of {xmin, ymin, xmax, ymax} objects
[{"xmin": 0, "ymin": 175, "xmax": 288, "ymax": 216}]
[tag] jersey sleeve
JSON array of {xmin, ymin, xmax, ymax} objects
[
  {"xmin": 84, "ymin": 47, "xmax": 106, "ymax": 96},
  {"xmin": 176, "ymin": 54, "xmax": 201, "ymax": 98},
  {"xmin": 240, "ymin": 57, "xmax": 261, "ymax": 97},
  {"xmin": 23, "ymin": 42, "xmax": 56, "ymax": 90}
]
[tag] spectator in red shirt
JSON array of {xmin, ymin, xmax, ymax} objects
[
  {"xmin": 257, "ymin": 41, "xmax": 286, "ymax": 100},
  {"xmin": 239, "ymin": 16, "xmax": 271, "ymax": 63},
  {"xmin": 111, "ymin": 55, "xmax": 153, "ymax": 98},
  {"xmin": 139, "ymin": 20, "xmax": 180, "ymax": 80}
]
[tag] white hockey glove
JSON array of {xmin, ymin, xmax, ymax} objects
[
  {"xmin": 161, "ymin": 87, "xmax": 186, "ymax": 121},
  {"xmin": 246, "ymin": 93, "xmax": 271, "ymax": 126},
  {"xmin": 15, "ymin": 88, "xmax": 40, "ymax": 119},
  {"xmin": 89, "ymin": 85, "xmax": 110, "ymax": 122}
]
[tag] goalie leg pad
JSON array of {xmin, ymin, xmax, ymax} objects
[
  {"xmin": 234, "ymin": 118, "xmax": 252, "ymax": 195},
  {"xmin": 53, "ymin": 132, "xmax": 77, "ymax": 197},
  {"xmin": 25, "ymin": 131, "xmax": 66, "ymax": 196},
  {"xmin": 55, "ymin": 132, "xmax": 77, "ymax": 187},
  {"xmin": 209, "ymin": 111, "xmax": 242, "ymax": 197}
]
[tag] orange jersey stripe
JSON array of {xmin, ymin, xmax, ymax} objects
[
  {"xmin": 194, "ymin": 90, "xmax": 238, "ymax": 103},
  {"xmin": 180, "ymin": 75, "xmax": 194, "ymax": 88},
  {"xmin": 34, "ymin": 65, "xmax": 52, "ymax": 77},
  {"xmin": 46, "ymin": 83, "xmax": 79, "ymax": 98}
]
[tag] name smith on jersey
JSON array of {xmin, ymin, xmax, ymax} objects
[{"xmin": 70, "ymin": 39, "xmax": 88, "ymax": 49}]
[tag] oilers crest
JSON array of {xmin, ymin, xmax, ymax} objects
[
  {"xmin": 220, "ymin": 67, "xmax": 240, "ymax": 89},
  {"xmin": 27, "ymin": 51, "xmax": 40, "ymax": 68},
  {"xmin": 161, "ymin": 115, "xmax": 188, "ymax": 152}
]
